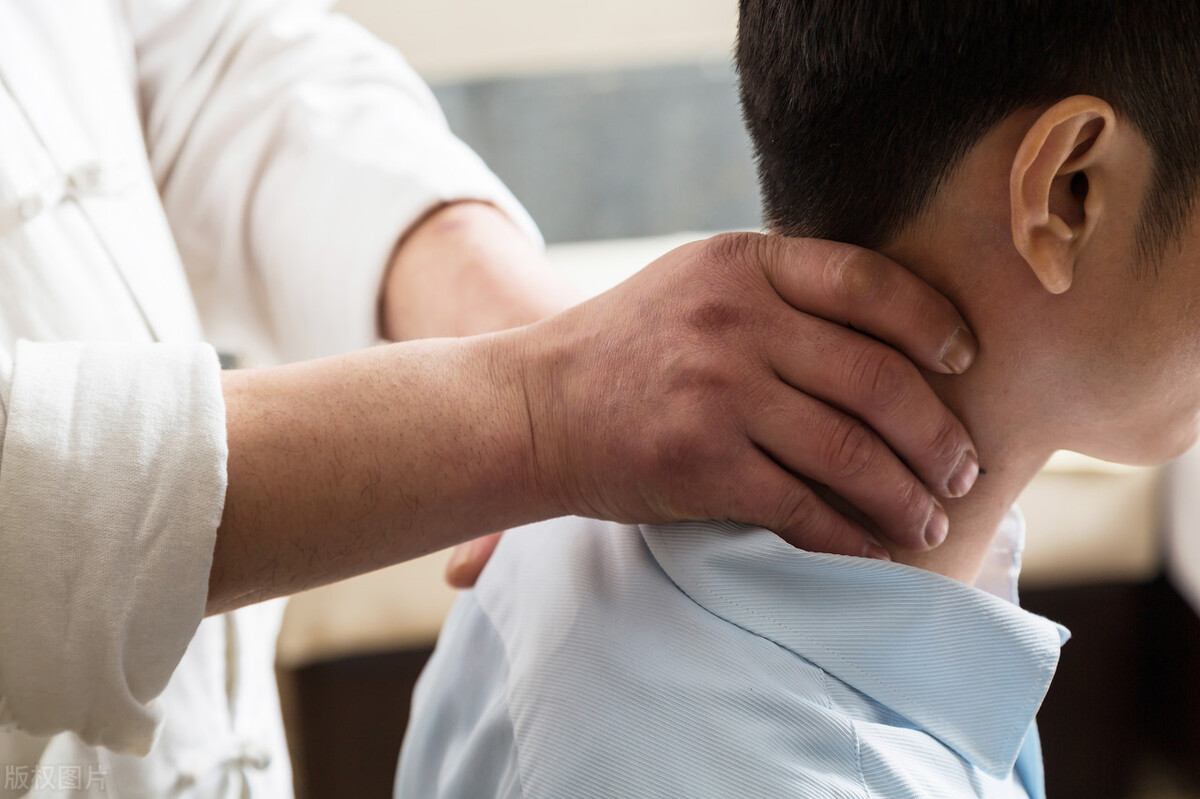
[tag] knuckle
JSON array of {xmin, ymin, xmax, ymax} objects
[
  {"xmin": 653, "ymin": 410, "xmax": 717, "ymax": 479},
  {"xmin": 663, "ymin": 347, "xmax": 736, "ymax": 400},
  {"xmin": 778, "ymin": 487, "xmax": 821, "ymax": 534},
  {"xmin": 812, "ymin": 524, "xmax": 846, "ymax": 556},
  {"xmin": 896, "ymin": 479, "xmax": 934, "ymax": 530},
  {"xmin": 682, "ymin": 295, "xmax": 749, "ymax": 337},
  {"xmin": 824, "ymin": 247, "xmax": 886, "ymax": 305},
  {"xmin": 798, "ymin": 505, "xmax": 845, "ymax": 554},
  {"xmin": 699, "ymin": 231, "xmax": 761, "ymax": 272},
  {"xmin": 823, "ymin": 417, "xmax": 877, "ymax": 481},
  {"xmin": 850, "ymin": 347, "xmax": 910, "ymax": 410},
  {"xmin": 680, "ymin": 236, "xmax": 767, "ymax": 338},
  {"xmin": 927, "ymin": 419, "xmax": 968, "ymax": 474}
]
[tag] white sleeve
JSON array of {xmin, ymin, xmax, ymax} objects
[
  {"xmin": 0, "ymin": 340, "xmax": 226, "ymax": 756},
  {"xmin": 127, "ymin": 0, "xmax": 541, "ymax": 362}
]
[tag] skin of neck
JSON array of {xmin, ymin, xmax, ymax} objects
[
  {"xmin": 869, "ymin": 111, "xmax": 1067, "ymax": 584},
  {"xmin": 885, "ymin": 370, "xmax": 1054, "ymax": 584}
]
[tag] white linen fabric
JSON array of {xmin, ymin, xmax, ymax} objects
[
  {"xmin": 397, "ymin": 510, "xmax": 1068, "ymax": 799},
  {"xmin": 0, "ymin": 1, "xmax": 534, "ymax": 796}
]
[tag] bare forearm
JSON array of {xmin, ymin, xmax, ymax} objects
[
  {"xmin": 207, "ymin": 332, "xmax": 547, "ymax": 615},
  {"xmin": 380, "ymin": 201, "xmax": 581, "ymax": 341}
]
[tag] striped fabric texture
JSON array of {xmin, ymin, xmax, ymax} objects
[{"xmin": 397, "ymin": 516, "xmax": 1069, "ymax": 799}]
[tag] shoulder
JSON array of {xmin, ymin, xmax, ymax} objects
[{"xmin": 470, "ymin": 518, "xmax": 868, "ymax": 799}]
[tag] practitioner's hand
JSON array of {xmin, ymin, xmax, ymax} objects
[{"xmin": 507, "ymin": 232, "xmax": 979, "ymax": 560}]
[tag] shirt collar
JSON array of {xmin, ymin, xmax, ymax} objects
[{"xmin": 639, "ymin": 520, "xmax": 1070, "ymax": 780}]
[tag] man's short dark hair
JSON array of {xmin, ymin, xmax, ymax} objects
[{"xmin": 736, "ymin": 1, "xmax": 1200, "ymax": 264}]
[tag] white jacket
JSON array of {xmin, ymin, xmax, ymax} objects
[{"xmin": 0, "ymin": 1, "xmax": 535, "ymax": 796}]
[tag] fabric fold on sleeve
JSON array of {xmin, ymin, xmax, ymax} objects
[
  {"xmin": 0, "ymin": 340, "xmax": 227, "ymax": 755},
  {"xmin": 245, "ymin": 49, "xmax": 541, "ymax": 361}
]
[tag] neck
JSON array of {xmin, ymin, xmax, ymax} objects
[
  {"xmin": 814, "ymin": 367, "xmax": 1054, "ymax": 583},
  {"xmin": 869, "ymin": 125, "xmax": 1060, "ymax": 583},
  {"xmin": 872, "ymin": 244, "xmax": 1057, "ymax": 581},
  {"xmin": 885, "ymin": 372, "xmax": 1053, "ymax": 582}
]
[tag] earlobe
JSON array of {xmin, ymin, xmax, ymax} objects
[{"xmin": 1010, "ymin": 95, "xmax": 1116, "ymax": 294}]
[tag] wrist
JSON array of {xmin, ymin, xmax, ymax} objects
[
  {"xmin": 482, "ymin": 323, "xmax": 571, "ymax": 523},
  {"xmin": 491, "ymin": 317, "xmax": 580, "ymax": 522}
]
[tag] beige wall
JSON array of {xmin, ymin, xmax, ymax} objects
[{"xmin": 334, "ymin": 0, "xmax": 737, "ymax": 81}]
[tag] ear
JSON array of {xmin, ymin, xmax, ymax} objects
[{"xmin": 1010, "ymin": 96, "xmax": 1117, "ymax": 294}]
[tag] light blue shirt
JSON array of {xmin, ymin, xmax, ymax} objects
[{"xmin": 397, "ymin": 515, "xmax": 1069, "ymax": 799}]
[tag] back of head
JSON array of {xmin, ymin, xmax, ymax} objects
[{"xmin": 736, "ymin": 0, "xmax": 1200, "ymax": 264}]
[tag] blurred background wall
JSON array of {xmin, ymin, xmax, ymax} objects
[
  {"xmin": 335, "ymin": 0, "xmax": 761, "ymax": 243},
  {"xmin": 336, "ymin": 0, "xmax": 738, "ymax": 80}
]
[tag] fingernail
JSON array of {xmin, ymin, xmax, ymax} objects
[
  {"xmin": 925, "ymin": 499, "xmax": 949, "ymax": 547},
  {"xmin": 947, "ymin": 449, "xmax": 980, "ymax": 498},
  {"xmin": 864, "ymin": 542, "xmax": 892, "ymax": 561},
  {"xmin": 938, "ymin": 326, "xmax": 979, "ymax": 374}
]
